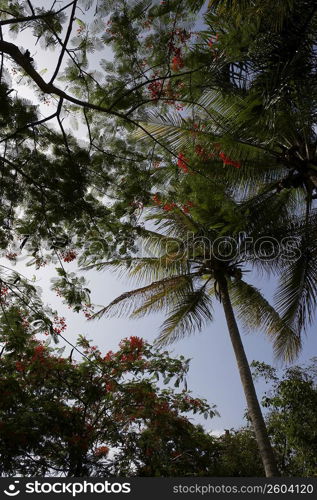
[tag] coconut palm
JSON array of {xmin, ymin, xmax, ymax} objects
[
  {"xmin": 86, "ymin": 204, "xmax": 302, "ymax": 477},
  {"xmin": 132, "ymin": 90, "xmax": 317, "ymax": 340}
]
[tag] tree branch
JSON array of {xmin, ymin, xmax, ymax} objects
[
  {"xmin": 0, "ymin": 1, "xmax": 76, "ymax": 26},
  {"xmin": 50, "ymin": 0, "xmax": 78, "ymax": 84}
]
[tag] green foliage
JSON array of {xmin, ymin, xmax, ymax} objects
[
  {"xmin": 253, "ymin": 359, "xmax": 317, "ymax": 477},
  {"xmin": 0, "ymin": 320, "xmax": 218, "ymax": 476},
  {"xmin": 0, "ymin": 0, "xmax": 316, "ymax": 478},
  {"xmin": 93, "ymin": 210, "xmax": 298, "ymax": 360},
  {"xmin": 213, "ymin": 428, "xmax": 265, "ymax": 477}
]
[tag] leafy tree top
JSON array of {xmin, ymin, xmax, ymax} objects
[{"xmin": 0, "ymin": 310, "xmax": 218, "ymax": 476}]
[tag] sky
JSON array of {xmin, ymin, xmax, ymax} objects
[{"xmin": 1, "ymin": 0, "xmax": 316, "ymax": 435}]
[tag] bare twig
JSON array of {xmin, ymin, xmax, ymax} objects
[{"xmin": 50, "ymin": 0, "xmax": 78, "ymax": 84}]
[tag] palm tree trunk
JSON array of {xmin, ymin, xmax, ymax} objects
[
  {"xmin": 307, "ymin": 170, "xmax": 317, "ymax": 189},
  {"xmin": 217, "ymin": 274, "xmax": 279, "ymax": 477}
]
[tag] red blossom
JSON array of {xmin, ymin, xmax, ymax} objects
[
  {"xmin": 5, "ymin": 252, "xmax": 17, "ymax": 261},
  {"xmin": 171, "ymin": 55, "xmax": 184, "ymax": 71},
  {"xmin": 177, "ymin": 153, "xmax": 189, "ymax": 173},
  {"xmin": 0, "ymin": 286, "xmax": 8, "ymax": 296},
  {"xmin": 147, "ymin": 79, "xmax": 163, "ymax": 100},
  {"xmin": 118, "ymin": 337, "xmax": 144, "ymax": 362},
  {"xmin": 162, "ymin": 202, "xmax": 177, "ymax": 211},
  {"xmin": 219, "ymin": 152, "xmax": 241, "ymax": 168},
  {"xmin": 52, "ymin": 316, "xmax": 67, "ymax": 335},
  {"xmin": 62, "ymin": 250, "xmax": 77, "ymax": 263},
  {"xmin": 121, "ymin": 353, "xmax": 138, "ymax": 362},
  {"xmin": 31, "ymin": 344, "xmax": 46, "ymax": 362},
  {"xmin": 94, "ymin": 446, "xmax": 110, "ymax": 456},
  {"xmin": 128, "ymin": 336, "xmax": 144, "ymax": 350},
  {"xmin": 152, "ymin": 193, "xmax": 162, "ymax": 205},
  {"xmin": 83, "ymin": 303, "xmax": 94, "ymax": 320},
  {"xmin": 195, "ymin": 144, "xmax": 215, "ymax": 160},
  {"xmin": 105, "ymin": 382, "xmax": 115, "ymax": 392},
  {"xmin": 103, "ymin": 350, "xmax": 114, "ymax": 362},
  {"xmin": 34, "ymin": 345, "xmax": 45, "ymax": 354}
]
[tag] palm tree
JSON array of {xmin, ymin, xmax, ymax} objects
[
  {"xmin": 132, "ymin": 53, "xmax": 317, "ymax": 337},
  {"xmin": 87, "ymin": 206, "xmax": 301, "ymax": 477}
]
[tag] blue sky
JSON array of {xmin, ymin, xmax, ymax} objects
[
  {"xmin": 2, "ymin": 0, "xmax": 316, "ymax": 435},
  {"xmin": 8, "ymin": 256, "xmax": 316, "ymax": 434}
]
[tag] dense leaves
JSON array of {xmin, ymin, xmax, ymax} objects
[
  {"xmin": 252, "ymin": 359, "xmax": 317, "ymax": 477},
  {"xmin": 0, "ymin": 313, "xmax": 218, "ymax": 476},
  {"xmin": 0, "ymin": 0, "xmax": 316, "ymax": 478}
]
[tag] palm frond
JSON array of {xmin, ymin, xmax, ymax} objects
[
  {"xmin": 228, "ymin": 278, "xmax": 301, "ymax": 361},
  {"xmin": 146, "ymin": 207, "xmax": 201, "ymax": 237},
  {"xmin": 274, "ymin": 238, "xmax": 317, "ymax": 334},
  {"xmin": 156, "ymin": 286, "xmax": 214, "ymax": 345},
  {"xmin": 137, "ymin": 226, "xmax": 184, "ymax": 255},
  {"xmin": 93, "ymin": 274, "xmax": 196, "ymax": 320}
]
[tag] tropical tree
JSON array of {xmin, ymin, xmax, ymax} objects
[
  {"xmin": 0, "ymin": 307, "xmax": 218, "ymax": 476},
  {"xmin": 212, "ymin": 428, "xmax": 265, "ymax": 477},
  {"xmin": 137, "ymin": 0, "xmax": 317, "ymax": 333},
  {"xmin": 0, "ymin": 0, "xmax": 315, "ymax": 478},
  {"xmin": 252, "ymin": 359, "xmax": 317, "ymax": 477},
  {"xmin": 0, "ymin": 0, "xmax": 209, "ymax": 315},
  {"xmin": 88, "ymin": 203, "xmax": 301, "ymax": 476}
]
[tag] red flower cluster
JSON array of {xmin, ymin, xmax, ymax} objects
[
  {"xmin": 16, "ymin": 361, "xmax": 25, "ymax": 372},
  {"xmin": 195, "ymin": 144, "xmax": 214, "ymax": 160},
  {"xmin": 94, "ymin": 446, "xmax": 110, "ymax": 457},
  {"xmin": 116, "ymin": 336, "xmax": 145, "ymax": 362},
  {"xmin": 155, "ymin": 400, "xmax": 170, "ymax": 415},
  {"xmin": 153, "ymin": 194, "xmax": 173, "ymax": 210},
  {"xmin": 128, "ymin": 336, "xmax": 144, "ymax": 350},
  {"xmin": 121, "ymin": 353, "xmax": 139, "ymax": 362},
  {"xmin": 208, "ymin": 33, "xmax": 218, "ymax": 48},
  {"xmin": 103, "ymin": 350, "xmax": 114, "ymax": 362},
  {"xmin": 152, "ymin": 193, "xmax": 194, "ymax": 214},
  {"xmin": 53, "ymin": 316, "xmax": 67, "ymax": 335},
  {"xmin": 195, "ymin": 143, "xmax": 240, "ymax": 168},
  {"xmin": 31, "ymin": 344, "xmax": 46, "ymax": 361},
  {"xmin": 152, "ymin": 193, "xmax": 162, "ymax": 205},
  {"xmin": 219, "ymin": 152, "xmax": 241, "ymax": 168},
  {"xmin": 5, "ymin": 252, "xmax": 17, "ymax": 261},
  {"xmin": 105, "ymin": 381, "xmax": 115, "ymax": 392},
  {"xmin": 0, "ymin": 285, "xmax": 9, "ymax": 297},
  {"xmin": 177, "ymin": 153, "xmax": 189, "ymax": 173},
  {"xmin": 147, "ymin": 77, "xmax": 184, "ymax": 110},
  {"xmin": 62, "ymin": 250, "xmax": 77, "ymax": 263},
  {"xmin": 171, "ymin": 54, "xmax": 184, "ymax": 72},
  {"xmin": 83, "ymin": 303, "xmax": 94, "ymax": 320},
  {"xmin": 181, "ymin": 200, "xmax": 194, "ymax": 214},
  {"xmin": 148, "ymin": 79, "xmax": 164, "ymax": 100},
  {"xmin": 163, "ymin": 202, "xmax": 177, "ymax": 211},
  {"xmin": 168, "ymin": 29, "xmax": 190, "ymax": 72}
]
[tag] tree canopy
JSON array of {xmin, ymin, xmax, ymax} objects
[
  {"xmin": 0, "ymin": 312, "xmax": 219, "ymax": 476},
  {"xmin": 0, "ymin": 0, "xmax": 316, "ymax": 478}
]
